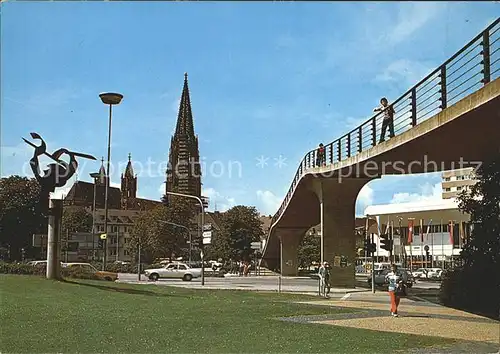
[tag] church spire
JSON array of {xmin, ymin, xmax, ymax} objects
[
  {"xmin": 96, "ymin": 157, "xmax": 107, "ymax": 185},
  {"xmin": 174, "ymin": 72, "xmax": 195, "ymax": 138},
  {"xmin": 124, "ymin": 152, "xmax": 134, "ymax": 178}
]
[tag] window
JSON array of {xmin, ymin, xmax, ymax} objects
[
  {"xmin": 443, "ymin": 177, "xmax": 451, "ymax": 181},
  {"xmin": 111, "ymin": 225, "xmax": 118, "ymax": 233},
  {"xmin": 444, "ymin": 188, "xmax": 451, "ymax": 192},
  {"xmin": 457, "ymin": 186, "xmax": 463, "ymax": 191},
  {"xmin": 124, "ymin": 250, "xmax": 129, "ymax": 256},
  {"xmin": 166, "ymin": 264, "xmax": 177, "ymax": 270},
  {"xmin": 178, "ymin": 265, "xmax": 187, "ymax": 270}
]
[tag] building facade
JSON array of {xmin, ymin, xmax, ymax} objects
[
  {"xmin": 365, "ymin": 198, "xmax": 470, "ymax": 269},
  {"xmin": 442, "ymin": 167, "xmax": 477, "ymax": 199},
  {"xmin": 62, "ymin": 155, "xmax": 162, "ymax": 262}
]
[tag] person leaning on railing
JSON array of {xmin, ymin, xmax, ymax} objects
[
  {"xmin": 374, "ymin": 97, "xmax": 395, "ymax": 143},
  {"xmin": 316, "ymin": 143, "xmax": 326, "ymax": 167}
]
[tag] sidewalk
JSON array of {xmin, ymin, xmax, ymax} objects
[{"xmin": 293, "ymin": 293, "xmax": 499, "ymax": 345}]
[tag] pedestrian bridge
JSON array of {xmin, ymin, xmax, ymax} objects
[{"xmin": 261, "ymin": 19, "xmax": 500, "ymax": 286}]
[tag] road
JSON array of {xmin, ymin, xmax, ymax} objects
[{"xmin": 117, "ymin": 273, "xmax": 441, "ymax": 292}]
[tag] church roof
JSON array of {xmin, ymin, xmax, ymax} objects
[{"xmin": 64, "ymin": 181, "xmax": 121, "ymax": 209}]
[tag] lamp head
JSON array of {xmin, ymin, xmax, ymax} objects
[{"xmin": 99, "ymin": 92, "xmax": 123, "ymax": 105}]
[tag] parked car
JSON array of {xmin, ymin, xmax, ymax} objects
[
  {"xmin": 144, "ymin": 262, "xmax": 201, "ymax": 281},
  {"xmin": 62, "ymin": 262, "xmax": 118, "ymax": 281},
  {"xmin": 368, "ymin": 268, "xmax": 414, "ymax": 288},
  {"xmin": 426, "ymin": 268, "xmax": 443, "ymax": 279},
  {"xmin": 412, "ymin": 268, "xmax": 429, "ymax": 279}
]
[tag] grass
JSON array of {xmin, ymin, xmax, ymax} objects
[{"xmin": 0, "ymin": 275, "xmax": 457, "ymax": 353}]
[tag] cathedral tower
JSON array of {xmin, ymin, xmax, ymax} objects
[
  {"xmin": 121, "ymin": 153, "xmax": 137, "ymax": 210},
  {"xmin": 166, "ymin": 73, "xmax": 202, "ymax": 198}
]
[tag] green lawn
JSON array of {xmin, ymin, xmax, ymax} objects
[{"xmin": 0, "ymin": 275, "xmax": 455, "ymax": 353}]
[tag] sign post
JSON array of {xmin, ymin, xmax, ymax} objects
[{"xmin": 251, "ymin": 242, "xmax": 262, "ymax": 276}]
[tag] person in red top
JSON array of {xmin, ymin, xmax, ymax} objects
[{"xmin": 316, "ymin": 143, "xmax": 326, "ymax": 167}]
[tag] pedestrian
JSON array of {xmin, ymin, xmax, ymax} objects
[
  {"xmin": 385, "ymin": 263, "xmax": 405, "ymax": 317},
  {"xmin": 374, "ymin": 97, "xmax": 395, "ymax": 143},
  {"xmin": 324, "ymin": 262, "xmax": 331, "ymax": 297},
  {"xmin": 316, "ymin": 143, "xmax": 326, "ymax": 167},
  {"xmin": 318, "ymin": 261, "xmax": 330, "ymax": 297}
]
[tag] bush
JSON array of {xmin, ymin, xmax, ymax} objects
[
  {"xmin": 0, "ymin": 262, "xmax": 45, "ymax": 276},
  {"xmin": 439, "ymin": 266, "xmax": 499, "ymax": 319},
  {"xmin": 0, "ymin": 261, "xmax": 102, "ymax": 281}
]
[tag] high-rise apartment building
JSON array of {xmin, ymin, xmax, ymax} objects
[{"xmin": 442, "ymin": 168, "xmax": 477, "ymax": 199}]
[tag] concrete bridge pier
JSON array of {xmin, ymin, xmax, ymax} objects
[
  {"xmin": 277, "ymin": 229, "xmax": 305, "ymax": 276},
  {"xmin": 311, "ymin": 178, "xmax": 373, "ymax": 287}
]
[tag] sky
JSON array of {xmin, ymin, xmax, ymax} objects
[{"xmin": 1, "ymin": 2, "xmax": 498, "ymax": 216}]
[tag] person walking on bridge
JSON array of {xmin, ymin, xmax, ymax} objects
[{"xmin": 374, "ymin": 97, "xmax": 395, "ymax": 143}]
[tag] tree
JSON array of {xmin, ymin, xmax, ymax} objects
[
  {"xmin": 0, "ymin": 176, "xmax": 45, "ymax": 260},
  {"xmin": 61, "ymin": 207, "xmax": 93, "ymax": 234},
  {"xmin": 297, "ymin": 232, "xmax": 320, "ymax": 269},
  {"xmin": 129, "ymin": 195, "xmax": 196, "ymax": 263},
  {"xmin": 209, "ymin": 206, "xmax": 263, "ymax": 261},
  {"xmin": 439, "ymin": 156, "xmax": 500, "ymax": 317},
  {"xmin": 457, "ymin": 158, "xmax": 500, "ymax": 268}
]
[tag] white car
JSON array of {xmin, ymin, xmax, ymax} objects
[
  {"xmin": 426, "ymin": 268, "xmax": 443, "ymax": 279},
  {"xmin": 144, "ymin": 262, "xmax": 201, "ymax": 282},
  {"xmin": 412, "ymin": 268, "xmax": 429, "ymax": 279}
]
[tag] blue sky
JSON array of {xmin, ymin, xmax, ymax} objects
[{"xmin": 1, "ymin": 2, "xmax": 498, "ymax": 215}]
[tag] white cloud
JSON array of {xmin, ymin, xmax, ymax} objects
[
  {"xmin": 356, "ymin": 184, "xmax": 374, "ymax": 214},
  {"xmin": 374, "ymin": 59, "xmax": 435, "ymax": 87},
  {"xmin": 202, "ymin": 187, "xmax": 236, "ymax": 212},
  {"xmin": 256, "ymin": 190, "xmax": 282, "ymax": 216},
  {"xmin": 390, "ymin": 182, "xmax": 442, "ymax": 204},
  {"xmin": 385, "ymin": 2, "xmax": 445, "ymax": 45}
]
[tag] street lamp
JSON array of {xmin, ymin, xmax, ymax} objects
[
  {"xmin": 159, "ymin": 220, "xmax": 192, "ymax": 264},
  {"xmin": 99, "ymin": 92, "xmax": 123, "ymax": 271},
  {"xmin": 164, "ymin": 189, "xmax": 205, "ymax": 285},
  {"xmin": 89, "ymin": 172, "xmax": 101, "ymax": 261}
]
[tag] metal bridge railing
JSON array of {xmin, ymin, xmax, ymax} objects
[{"xmin": 270, "ymin": 18, "xmax": 500, "ymax": 227}]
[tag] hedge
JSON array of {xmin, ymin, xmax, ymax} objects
[{"xmin": 0, "ymin": 262, "xmax": 101, "ymax": 280}]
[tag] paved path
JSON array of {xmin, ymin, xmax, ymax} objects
[
  {"xmin": 289, "ymin": 292, "xmax": 499, "ymax": 351},
  {"xmin": 117, "ymin": 273, "xmax": 366, "ymax": 294}
]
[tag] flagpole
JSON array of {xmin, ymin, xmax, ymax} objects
[
  {"xmin": 441, "ymin": 219, "xmax": 444, "ymax": 269},
  {"xmin": 408, "ymin": 218, "xmax": 414, "ymax": 271},
  {"xmin": 420, "ymin": 219, "xmax": 424, "ymax": 268},
  {"xmin": 430, "ymin": 221, "xmax": 434, "ymax": 268}
]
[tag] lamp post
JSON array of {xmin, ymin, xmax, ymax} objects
[
  {"xmin": 159, "ymin": 220, "xmax": 192, "ymax": 263},
  {"xmin": 164, "ymin": 190, "xmax": 205, "ymax": 285},
  {"xmin": 89, "ymin": 172, "xmax": 100, "ymax": 261},
  {"xmin": 99, "ymin": 92, "xmax": 123, "ymax": 271}
]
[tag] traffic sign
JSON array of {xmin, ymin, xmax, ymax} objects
[
  {"xmin": 203, "ymin": 231, "xmax": 212, "ymax": 238},
  {"xmin": 203, "ymin": 224, "xmax": 212, "ymax": 232},
  {"xmin": 424, "ymin": 245, "xmax": 429, "ymax": 252},
  {"xmin": 251, "ymin": 241, "xmax": 262, "ymax": 250},
  {"xmin": 202, "ymin": 237, "xmax": 211, "ymax": 245}
]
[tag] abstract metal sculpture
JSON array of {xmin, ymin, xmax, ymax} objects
[{"xmin": 23, "ymin": 132, "xmax": 96, "ymax": 202}]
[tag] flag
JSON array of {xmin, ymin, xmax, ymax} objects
[
  {"xmin": 459, "ymin": 221, "xmax": 464, "ymax": 247},
  {"xmin": 420, "ymin": 219, "xmax": 424, "ymax": 243},
  {"xmin": 408, "ymin": 219, "xmax": 414, "ymax": 244},
  {"xmin": 425, "ymin": 219, "xmax": 433, "ymax": 239},
  {"xmin": 449, "ymin": 220, "xmax": 454, "ymax": 245}
]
